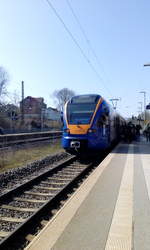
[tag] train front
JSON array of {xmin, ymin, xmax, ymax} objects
[{"xmin": 62, "ymin": 94, "xmax": 101, "ymax": 154}]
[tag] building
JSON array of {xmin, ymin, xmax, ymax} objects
[
  {"xmin": 20, "ymin": 96, "xmax": 61, "ymax": 130},
  {"xmin": 19, "ymin": 96, "xmax": 47, "ymax": 129},
  {"xmin": 20, "ymin": 96, "xmax": 47, "ymax": 119},
  {"xmin": 45, "ymin": 107, "xmax": 60, "ymax": 121}
]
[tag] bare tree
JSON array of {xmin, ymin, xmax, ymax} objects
[
  {"xmin": 0, "ymin": 66, "xmax": 9, "ymax": 102},
  {"xmin": 9, "ymin": 89, "xmax": 20, "ymax": 107},
  {"xmin": 53, "ymin": 88, "xmax": 75, "ymax": 111}
]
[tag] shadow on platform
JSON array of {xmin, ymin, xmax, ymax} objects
[{"xmin": 114, "ymin": 137, "xmax": 150, "ymax": 155}]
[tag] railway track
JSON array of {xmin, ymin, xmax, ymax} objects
[
  {"xmin": 0, "ymin": 155, "xmax": 101, "ymax": 249},
  {"xmin": 0, "ymin": 131, "xmax": 62, "ymax": 148}
]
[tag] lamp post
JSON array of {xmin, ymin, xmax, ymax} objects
[
  {"xmin": 144, "ymin": 63, "xmax": 150, "ymax": 67},
  {"xmin": 138, "ymin": 102, "xmax": 143, "ymax": 127},
  {"xmin": 138, "ymin": 101, "xmax": 143, "ymax": 114},
  {"xmin": 142, "ymin": 62, "xmax": 150, "ymax": 123},
  {"xmin": 21, "ymin": 81, "xmax": 24, "ymax": 124},
  {"xmin": 139, "ymin": 91, "xmax": 146, "ymax": 123},
  {"xmin": 41, "ymin": 108, "xmax": 45, "ymax": 131}
]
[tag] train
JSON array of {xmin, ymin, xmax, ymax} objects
[{"xmin": 62, "ymin": 94, "xmax": 125, "ymax": 155}]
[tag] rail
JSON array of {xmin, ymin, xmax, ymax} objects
[
  {"xmin": 0, "ymin": 131, "xmax": 62, "ymax": 147},
  {"xmin": 0, "ymin": 156, "xmax": 99, "ymax": 249}
]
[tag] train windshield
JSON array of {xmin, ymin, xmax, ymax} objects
[{"xmin": 67, "ymin": 103, "xmax": 97, "ymax": 124}]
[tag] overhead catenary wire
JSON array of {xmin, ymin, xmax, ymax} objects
[
  {"xmin": 66, "ymin": 0, "xmax": 100, "ymax": 65},
  {"xmin": 44, "ymin": 0, "xmax": 112, "ymax": 96},
  {"xmin": 66, "ymin": 0, "xmax": 91, "ymax": 49},
  {"xmin": 66, "ymin": 0, "xmax": 113, "ymax": 96}
]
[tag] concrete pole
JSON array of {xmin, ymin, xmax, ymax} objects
[{"xmin": 21, "ymin": 81, "xmax": 24, "ymax": 123}]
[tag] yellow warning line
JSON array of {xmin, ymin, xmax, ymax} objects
[{"xmin": 105, "ymin": 144, "xmax": 134, "ymax": 250}]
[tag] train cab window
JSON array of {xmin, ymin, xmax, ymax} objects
[{"xmin": 67, "ymin": 102, "xmax": 97, "ymax": 124}]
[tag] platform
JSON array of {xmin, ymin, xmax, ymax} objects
[{"xmin": 26, "ymin": 138, "xmax": 150, "ymax": 250}]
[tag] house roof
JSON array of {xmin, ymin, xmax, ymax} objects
[
  {"xmin": 20, "ymin": 96, "xmax": 45, "ymax": 104},
  {"xmin": 47, "ymin": 107, "xmax": 59, "ymax": 112}
]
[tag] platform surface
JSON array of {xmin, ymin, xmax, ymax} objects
[{"xmin": 26, "ymin": 138, "xmax": 150, "ymax": 250}]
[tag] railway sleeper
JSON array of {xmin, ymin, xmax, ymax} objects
[
  {"xmin": 1, "ymin": 205, "xmax": 36, "ymax": 212},
  {"xmin": 0, "ymin": 217, "xmax": 25, "ymax": 223},
  {"xmin": 41, "ymin": 181, "xmax": 66, "ymax": 186},
  {"xmin": 34, "ymin": 186, "xmax": 61, "ymax": 191},
  {"xmin": 14, "ymin": 198, "xmax": 46, "ymax": 204},
  {"xmin": 24, "ymin": 191, "xmax": 52, "ymax": 197},
  {"xmin": 0, "ymin": 231, "xmax": 10, "ymax": 238}
]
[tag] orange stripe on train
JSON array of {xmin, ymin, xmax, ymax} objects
[{"xmin": 68, "ymin": 125, "xmax": 90, "ymax": 135}]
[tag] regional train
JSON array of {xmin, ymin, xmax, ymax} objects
[{"xmin": 62, "ymin": 94, "xmax": 125, "ymax": 154}]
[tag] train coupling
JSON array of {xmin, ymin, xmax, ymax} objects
[{"xmin": 70, "ymin": 141, "xmax": 80, "ymax": 148}]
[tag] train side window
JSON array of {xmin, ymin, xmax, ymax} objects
[
  {"xmin": 102, "ymin": 124, "xmax": 106, "ymax": 136},
  {"xmin": 104, "ymin": 107, "xmax": 109, "ymax": 116},
  {"xmin": 97, "ymin": 118, "xmax": 101, "ymax": 127}
]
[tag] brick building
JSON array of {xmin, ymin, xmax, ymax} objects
[
  {"xmin": 20, "ymin": 96, "xmax": 61, "ymax": 130},
  {"xmin": 19, "ymin": 96, "xmax": 47, "ymax": 129},
  {"xmin": 20, "ymin": 96, "xmax": 47, "ymax": 119}
]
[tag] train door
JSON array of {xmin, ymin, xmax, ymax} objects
[{"xmin": 96, "ymin": 106, "xmax": 110, "ymax": 148}]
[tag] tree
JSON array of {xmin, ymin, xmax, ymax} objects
[
  {"xmin": 9, "ymin": 89, "xmax": 20, "ymax": 107},
  {"xmin": 0, "ymin": 66, "xmax": 9, "ymax": 102},
  {"xmin": 53, "ymin": 88, "xmax": 75, "ymax": 111}
]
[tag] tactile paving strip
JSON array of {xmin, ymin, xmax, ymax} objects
[{"xmin": 105, "ymin": 144, "xmax": 133, "ymax": 250}]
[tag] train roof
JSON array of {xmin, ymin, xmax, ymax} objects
[
  {"xmin": 70, "ymin": 94, "xmax": 101, "ymax": 104},
  {"xmin": 66, "ymin": 94, "xmax": 126, "ymax": 121}
]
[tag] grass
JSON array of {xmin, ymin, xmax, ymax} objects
[{"xmin": 0, "ymin": 139, "xmax": 64, "ymax": 173}]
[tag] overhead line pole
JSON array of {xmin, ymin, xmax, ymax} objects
[
  {"xmin": 21, "ymin": 81, "xmax": 24, "ymax": 123},
  {"xmin": 142, "ymin": 63, "xmax": 150, "ymax": 124},
  {"xmin": 139, "ymin": 91, "xmax": 146, "ymax": 124},
  {"xmin": 109, "ymin": 98, "xmax": 119, "ymax": 110}
]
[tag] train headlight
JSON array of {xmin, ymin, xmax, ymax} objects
[
  {"xmin": 64, "ymin": 128, "xmax": 70, "ymax": 133},
  {"xmin": 88, "ymin": 129, "xmax": 96, "ymax": 133}
]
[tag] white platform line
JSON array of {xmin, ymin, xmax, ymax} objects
[
  {"xmin": 140, "ymin": 153, "xmax": 150, "ymax": 201},
  {"xmin": 105, "ymin": 144, "xmax": 134, "ymax": 250}
]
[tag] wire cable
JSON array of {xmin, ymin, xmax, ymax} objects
[
  {"xmin": 44, "ymin": 0, "xmax": 112, "ymax": 96},
  {"xmin": 66, "ymin": 0, "xmax": 113, "ymax": 95}
]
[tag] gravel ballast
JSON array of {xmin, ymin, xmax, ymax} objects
[{"xmin": 0, "ymin": 151, "xmax": 70, "ymax": 195}]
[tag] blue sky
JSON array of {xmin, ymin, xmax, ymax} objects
[{"xmin": 0, "ymin": 0, "xmax": 150, "ymax": 117}]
